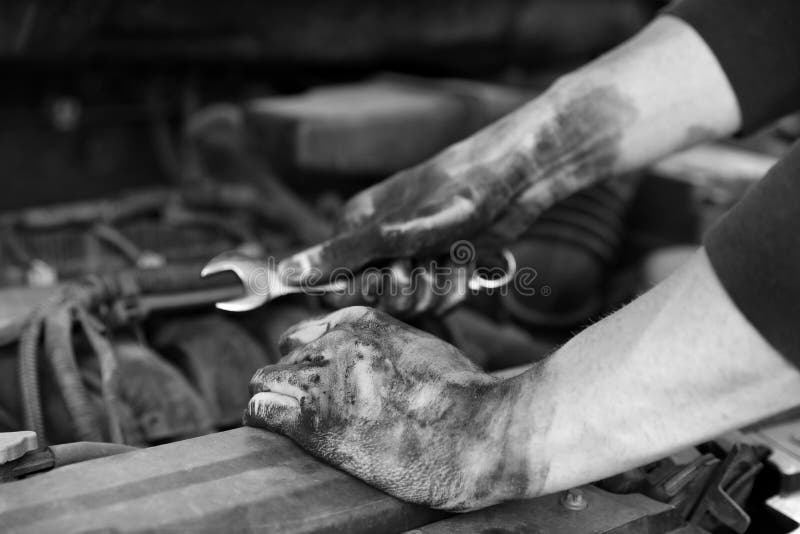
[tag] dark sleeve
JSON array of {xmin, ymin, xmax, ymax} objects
[
  {"xmin": 704, "ymin": 141, "xmax": 800, "ymax": 362},
  {"xmin": 664, "ymin": 0, "xmax": 800, "ymax": 133}
]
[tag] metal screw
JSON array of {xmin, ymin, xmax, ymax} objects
[{"xmin": 561, "ymin": 488, "xmax": 587, "ymax": 511}]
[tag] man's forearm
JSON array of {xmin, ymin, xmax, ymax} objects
[
  {"xmin": 489, "ymin": 249, "xmax": 800, "ymax": 500},
  {"xmin": 244, "ymin": 250, "xmax": 800, "ymax": 511},
  {"xmin": 449, "ymin": 15, "xmax": 742, "ymax": 228},
  {"xmin": 277, "ymin": 15, "xmax": 746, "ymax": 291}
]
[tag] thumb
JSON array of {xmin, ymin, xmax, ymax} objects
[
  {"xmin": 244, "ymin": 391, "xmax": 301, "ymax": 434},
  {"xmin": 279, "ymin": 195, "xmax": 478, "ymax": 284},
  {"xmin": 338, "ymin": 166, "xmax": 419, "ymax": 232},
  {"xmin": 277, "ymin": 224, "xmax": 389, "ymax": 283},
  {"xmin": 338, "ymin": 185, "xmax": 382, "ymax": 232}
]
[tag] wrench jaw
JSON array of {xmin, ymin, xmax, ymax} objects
[
  {"xmin": 201, "ymin": 250, "xmax": 270, "ymax": 312},
  {"xmin": 213, "ymin": 293, "xmax": 269, "ymax": 313}
]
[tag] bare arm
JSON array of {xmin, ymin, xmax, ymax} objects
[
  {"xmin": 246, "ymin": 249, "xmax": 800, "ymax": 510},
  {"xmin": 449, "ymin": 15, "xmax": 742, "ymax": 235},
  {"xmin": 506, "ymin": 248, "xmax": 800, "ymax": 497}
]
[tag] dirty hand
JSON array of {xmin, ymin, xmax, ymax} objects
[
  {"xmin": 244, "ymin": 306, "xmax": 523, "ymax": 511},
  {"xmin": 279, "ymin": 83, "xmax": 629, "ymax": 313},
  {"xmin": 279, "ymin": 112, "xmax": 544, "ymax": 281},
  {"xmin": 276, "ymin": 109, "xmax": 552, "ymax": 315}
]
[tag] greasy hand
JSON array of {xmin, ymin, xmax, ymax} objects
[
  {"xmin": 277, "ymin": 115, "xmax": 539, "ymax": 315},
  {"xmin": 279, "ymin": 85, "xmax": 632, "ymax": 313},
  {"xmin": 279, "ymin": 118, "xmax": 536, "ymax": 281},
  {"xmin": 245, "ymin": 306, "xmax": 519, "ymax": 511}
]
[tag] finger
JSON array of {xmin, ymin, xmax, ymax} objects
[
  {"xmin": 249, "ymin": 361, "xmax": 325, "ymax": 397},
  {"xmin": 360, "ymin": 259, "xmax": 418, "ymax": 316},
  {"xmin": 277, "ymin": 225, "xmax": 387, "ymax": 283},
  {"xmin": 244, "ymin": 391, "xmax": 300, "ymax": 434},
  {"xmin": 338, "ymin": 166, "xmax": 418, "ymax": 231},
  {"xmin": 338, "ymin": 184, "xmax": 383, "ymax": 231},
  {"xmin": 278, "ymin": 196, "xmax": 478, "ymax": 284},
  {"xmin": 321, "ymin": 260, "xmax": 408, "ymax": 313},
  {"xmin": 378, "ymin": 194, "xmax": 474, "ymax": 238},
  {"xmin": 321, "ymin": 285, "xmax": 378, "ymax": 310},
  {"xmin": 278, "ymin": 306, "xmax": 372, "ymax": 356},
  {"xmin": 279, "ymin": 329, "xmax": 353, "ymax": 365},
  {"xmin": 247, "ymin": 362, "xmax": 330, "ymax": 434},
  {"xmin": 329, "ymin": 259, "xmax": 469, "ymax": 316},
  {"xmin": 376, "ymin": 261, "xmax": 441, "ymax": 316},
  {"xmin": 318, "ymin": 264, "xmax": 383, "ymax": 311}
]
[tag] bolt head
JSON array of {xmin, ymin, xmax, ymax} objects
[{"xmin": 561, "ymin": 488, "xmax": 588, "ymax": 511}]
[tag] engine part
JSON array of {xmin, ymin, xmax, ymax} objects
[
  {"xmin": 686, "ymin": 444, "xmax": 765, "ymax": 534},
  {"xmin": 0, "ymin": 427, "xmax": 685, "ymax": 534},
  {"xmin": 604, "ymin": 442, "xmax": 768, "ymax": 534},
  {"xmin": 152, "ymin": 315, "xmax": 268, "ymax": 428},
  {"xmin": 105, "ymin": 341, "xmax": 215, "ymax": 444},
  {"xmin": 743, "ymin": 414, "xmax": 800, "ymax": 495},
  {"xmin": 502, "ymin": 178, "xmax": 637, "ymax": 329}
]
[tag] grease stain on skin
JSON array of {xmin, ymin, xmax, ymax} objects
[
  {"xmin": 479, "ymin": 84, "xmax": 638, "ymax": 246},
  {"xmin": 247, "ymin": 307, "xmax": 557, "ymax": 511}
]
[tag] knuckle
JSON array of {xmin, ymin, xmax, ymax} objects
[
  {"xmin": 249, "ymin": 365, "xmax": 275, "ymax": 393},
  {"xmin": 277, "ymin": 335, "xmax": 297, "ymax": 357},
  {"xmin": 322, "ymin": 328, "xmax": 353, "ymax": 347},
  {"xmin": 279, "ymin": 319, "xmax": 310, "ymax": 343},
  {"xmin": 345, "ymin": 305, "xmax": 372, "ymax": 315},
  {"xmin": 278, "ymin": 347, "xmax": 306, "ymax": 364},
  {"xmin": 280, "ymin": 321, "xmax": 328, "ymax": 350},
  {"xmin": 337, "ymin": 305, "xmax": 374, "ymax": 322},
  {"xmin": 281, "ymin": 329, "xmax": 349, "ymax": 365},
  {"xmin": 344, "ymin": 189, "xmax": 375, "ymax": 216}
]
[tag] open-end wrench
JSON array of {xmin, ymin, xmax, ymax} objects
[
  {"xmin": 200, "ymin": 249, "xmax": 348, "ymax": 312},
  {"xmin": 201, "ymin": 248, "xmax": 517, "ymax": 313}
]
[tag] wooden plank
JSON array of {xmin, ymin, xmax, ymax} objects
[{"xmin": 0, "ymin": 427, "xmax": 443, "ymax": 533}]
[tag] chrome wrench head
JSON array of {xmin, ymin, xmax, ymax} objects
[{"xmin": 200, "ymin": 249, "xmax": 274, "ymax": 312}]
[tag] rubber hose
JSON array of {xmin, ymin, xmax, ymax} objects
[
  {"xmin": 76, "ymin": 307, "xmax": 125, "ymax": 444},
  {"xmin": 44, "ymin": 304, "xmax": 103, "ymax": 441},
  {"xmin": 18, "ymin": 312, "xmax": 46, "ymax": 442}
]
